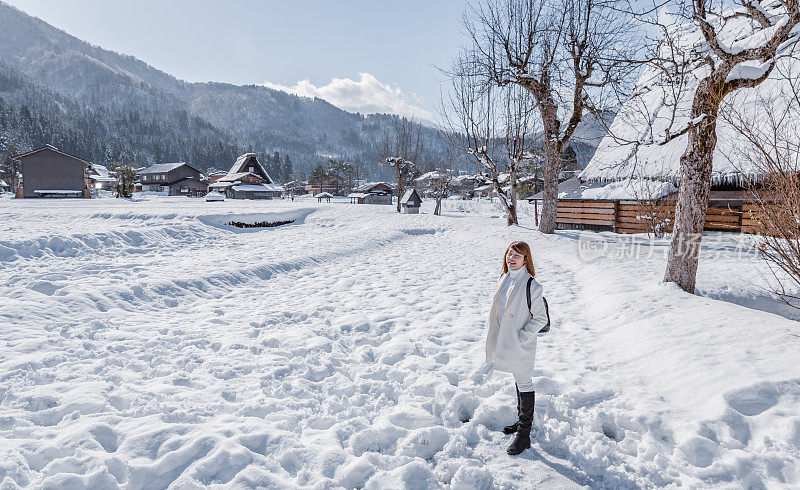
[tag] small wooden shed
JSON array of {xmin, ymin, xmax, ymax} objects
[{"xmin": 401, "ymin": 189, "xmax": 422, "ymax": 214}]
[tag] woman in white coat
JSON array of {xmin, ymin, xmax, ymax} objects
[{"xmin": 485, "ymin": 241, "xmax": 549, "ymax": 455}]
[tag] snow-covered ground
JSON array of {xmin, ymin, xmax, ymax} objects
[{"xmin": 1, "ymin": 196, "xmax": 798, "ymax": 489}]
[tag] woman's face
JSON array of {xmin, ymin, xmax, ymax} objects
[{"xmin": 506, "ymin": 248, "xmax": 525, "ymax": 270}]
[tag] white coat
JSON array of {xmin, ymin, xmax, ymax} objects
[{"xmin": 485, "ymin": 269, "xmax": 549, "ymax": 377}]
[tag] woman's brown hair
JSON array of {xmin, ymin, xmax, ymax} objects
[{"xmin": 502, "ymin": 241, "xmax": 535, "ymax": 277}]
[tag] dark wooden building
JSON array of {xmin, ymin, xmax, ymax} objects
[
  {"xmin": 14, "ymin": 145, "xmax": 91, "ymax": 198},
  {"xmin": 139, "ymin": 162, "xmax": 207, "ymax": 196},
  {"xmin": 309, "ymin": 174, "xmax": 347, "ymax": 196}
]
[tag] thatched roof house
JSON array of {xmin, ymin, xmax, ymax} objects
[
  {"xmin": 209, "ymin": 153, "xmax": 284, "ymax": 199},
  {"xmin": 580, "ymin": 15, "xmax": 790, "ymax": 190}
]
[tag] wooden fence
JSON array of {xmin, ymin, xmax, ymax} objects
[{"xmin": 555, "ymin": 200, "xmax": 770, "ymax": 234}]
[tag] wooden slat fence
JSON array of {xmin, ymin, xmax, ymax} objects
[{"xmin": 554, "ymin": 200, "xmax": 771, "ymax": 234}]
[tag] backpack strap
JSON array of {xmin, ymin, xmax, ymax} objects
[
  {"xmin": 526, "ymin": 277, "xmax": 533, "ymax": 311},
  {"xmin": 527, "ymin": 277, "xmax": 551, "ymax": 333}
]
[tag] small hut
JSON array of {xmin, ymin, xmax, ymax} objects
[
  {"xmin": 400, "ymin": 189, "xmax": 422, "ymax": 214},
  {"xmin": 315, "ymin": 192, "xmax": 333, "ymax": 203}
]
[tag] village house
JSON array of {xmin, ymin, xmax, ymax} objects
[
  {"xmin": 139, "ymin": 162, "xmax": 207, "ymax": 197},
  {"xmin": 13, "ymin": 145, "xmax": 92, "ymax": 198},
  {"xmin": 348, "ymin": 181, "xmax": 393, "ymax": 205},
  {"xmin": 283, "ymin": 180, "xmax": 309, "ymax": 197},
  {"xmin": 206, "ymin": 170, "xmax": 228, "ymax": 185},
  {"xmin": 308, "ymin": 173, "xmax": 347, "ymax": 196},
  {"xmin": 208, "ymin": 153, "xmax": 283, "ymax": 199},
  {"xmin": 452, "ymin": 174, "xmax": 490, "ymax": 198},
  {"xmin": 88, "ymin": 164, "xmax": 117, "ymax": 191}
]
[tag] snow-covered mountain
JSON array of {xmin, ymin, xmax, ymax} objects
[{"xmin": 0, "ymin": 1, "xmax": 451, "ymax": 174}]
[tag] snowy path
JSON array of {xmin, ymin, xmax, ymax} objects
[{"xmin": 1, "ymin": 197, "xmax": 798, "ymax": 489}]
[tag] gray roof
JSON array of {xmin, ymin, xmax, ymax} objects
[
  {"xmin": 140, "ymin": 162, "xmax": 189, "ymax": 174},
  {"xmin": 13, "ymin": 145, "xmax": 89, "ymax": 163},
  {"xmin": 401, "ymin": 189, "xmax": 421, "ymax": 204},
  {"xmin": 353, "ymin": 181, "xmax": 393, "ymax": 192}
]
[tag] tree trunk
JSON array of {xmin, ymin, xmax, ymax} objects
[
  {"xmin": 506, "ymin": 204, "xmax": 518, "ymax": 226},
  {"xmin": 508, "ymin": 173, "xmax": 519, "ymax": 226},
  {"xmin": 396, "ymin": 169, "xmax": 403, "ymax": 213},
  {"xmin": 663, "ymin": 84, "xmax": 719, "ymax": 292},
  {"xmin": 538, "ymin": 99, "xmax": 560, "ymax": 234},
  {"xmin": 434, "ymin": 197, "xmax": 442, "ymax": 216},
  {"xmin": 493, "ymin": 179, "xmax": 518, "ymax": 226}
]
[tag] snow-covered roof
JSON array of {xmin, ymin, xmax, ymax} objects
[
  {"xmin": 528, "ymin": 177, "xmax": 678, "ymax": 201},
  {"xmin": 234, "ymin": 184, "xmax": 284, "ymax": 192},
  {"xmin": 415, "ymin": 171, "xmax": 453, "ymax": 182},
  {"xmin": 353, "ymin": 181, "xmax": 393, "ymax": 192},
  {"xmin": 217, "ymin": 172, "xmax": 257, "ymax": 182},
  {"xmin": 140, "ymin": 162, "xmax": 189, "ymax": 174},
  {"xmin": 581, "ymin": 13, "xmax": 798, "ymax": 185},
  {"xmin": 209, "ymin": 181, "xmax": 235, "ymax": 188},
  {"xmin": 315, "ymin": 192, "xmax": 334, "ymax": 198},
  {"xmin": 89, "ymin": 164, "xmax": 116, "ymax": 183},
  {"xmin": 90, "ymin": 164, "xmax": 110, "ymax": 178},
  {"xmin": 400, "ymin": 189, "xmax": 421, "ymax": 204},
  {"xmin": 347, "ymin": 193, "xmax": 369, "ymax": 198},
  {"xmin": 227, "ymin": 154, "xmax": 274, "ymax": 184},
  {"xmin": 527, "ymin": 177, "xmax": 590, "ymax": 200}
]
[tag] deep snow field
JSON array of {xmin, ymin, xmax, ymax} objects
[{"xmin": 1, "ymin": 195, "xmax": 798, "ymax": 489}]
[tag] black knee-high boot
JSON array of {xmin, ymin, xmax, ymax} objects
[
  {"xmin": 507, "ymin": 391, "xmax": 535, "ymax": 455},
  {"xmin": 502, "ymin": 383, "xmax": 521, "ymax": 434}
]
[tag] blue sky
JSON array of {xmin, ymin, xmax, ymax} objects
[{"xmin": 6, "ymin": 0, "xmax": 468, "ymax": 120}]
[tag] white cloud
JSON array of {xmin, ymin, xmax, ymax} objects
[{"xmin": 261, "ymin": 73, "xmax": 433, "ymax": 122}]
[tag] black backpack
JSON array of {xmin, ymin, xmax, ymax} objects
[{"xmin": 526, "ymin": 277, "xmax": 551, "ymax": 333}]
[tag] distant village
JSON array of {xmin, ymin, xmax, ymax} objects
[
  {"xmin": 0, "ymin": 143, "xmax": 550, "ymax": 210},
  {"xmin": 0, "ymin": 140, "xmax": 769, "ymax": 236}
]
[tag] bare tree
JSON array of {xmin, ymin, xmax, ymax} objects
[
  {"xmin": 631, "ymin": 179, "xmax": 676, "ymax": 238},
  {"xmin": 720, "ymin": 62, "xmax": 800, "ymax": 308},
  {"xmin": 464, "ymin": 0, "xmax": 640, "ymax": 233},
  {"xmin": 440, "ymin": 58, "xmax": 535, "ymax": 226},
  {"xmin": 416, "ymin": 167, "xmax": 457, "ymax": 216},
  {"xmin": 657, "ymin": 0, "xmax": 800, "ymax": 292},
  {"xmin": 378, "ymin": 118, "xmax": 423, "ymax": 212}
]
